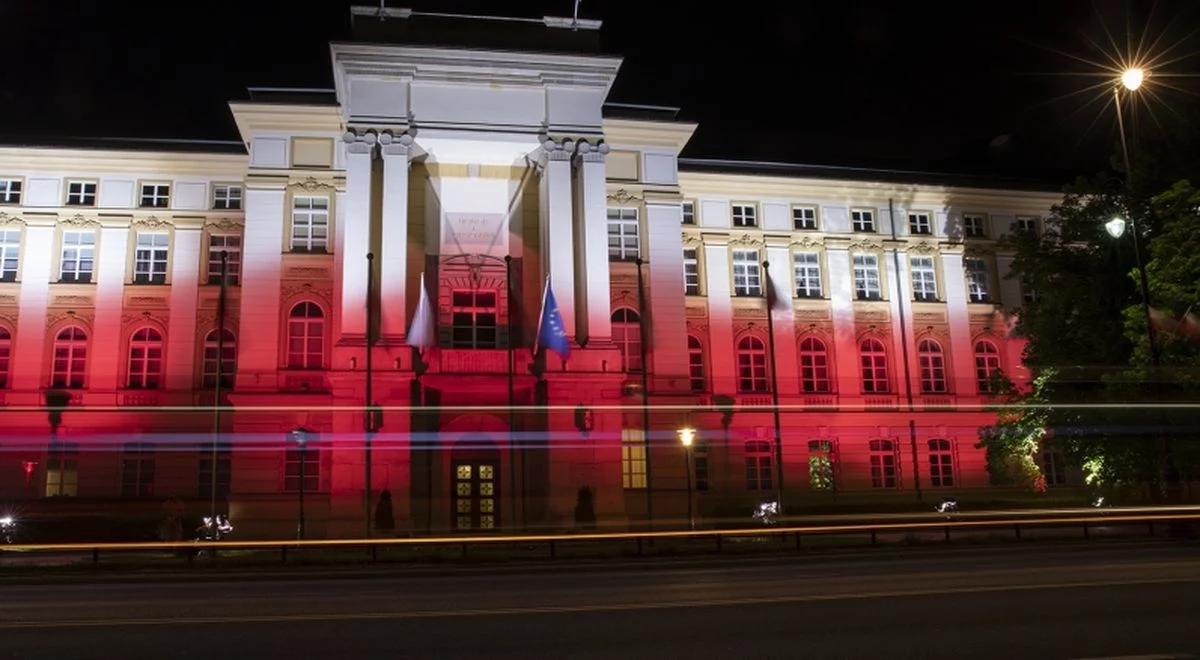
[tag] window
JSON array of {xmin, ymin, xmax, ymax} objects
[
  {"xmin": 1022, "ymin": 281, "xmax": 1038, "ymax": 304},
  {"xmin": 612, "ymin": 308, "xmax": 642, "ymax": 372},
  {"xmin": 687, "ymin": 335, "xmax": 706, "ymax": 392},
  {"xmin": 909, "ymin": 212, "xmax": 932, "ymax": 235},
  {"xmin": 451, "ymin": 290, "xmax": 498, "ymax": 348},
  {"xmin": 852, "ymin": 209, "xmax": 875, "ymax": 232},
  {"xmin": 291, "ymin": 196, "xmax": 329, "ymax": 252},
  {"xmin": 59, "ymin": 230, "xmax": 95, "ymax": 283},
  {"xmin": 793, "ymin": 252, "xmax": 822, "ymax": 298},
  {"xmin": 139, "ymin": 183, "xmax": 170, "ymax": 208},
  {"xmin": 202, "ymin": 328, "xmax": 236, "ymax": 389},
  {"xmin": 681, "ymin": 201, "xmax": 695, "ymax": 225},
  {"xmin": 910, "ymin": 256, "xmax": 938, "ymax": 301},
  {"xmin": 207, "ymin": 234, "xmax": 241, "ymax": 286},
  {"xmin": 736, "ymin": 335, "xmax": 769, "ymax": 393},
  {"xmin": 799, "ymin": 337, "xmax": 830, "ymax": 393},
  {"xmin": 918, "ymin": 339, "xmax": 947, "ymax": 393},
  {"xmin": 198, "ymin": 442, "xmax": 232, "ymax": 499},
  {"xmin": 683, "ymin": 248, "xmax": 701, "ymax": 295},
  {"xmin": 1042, "ymin": 449, "xmax": 1066, "ymax": 486},
  {"xmin": 607, "ymin": 208, "xmax": 640, "ymax": 260},
  {"xmin": 121, "ymin": 443, "xmax": 156, "ymax": 497},
  {"xmin": 284, "ymin": 443, "xmax": 321, "ymax": 492},
  {"xmin": 0, "ymin": 228, "xmax": 19, "ymax": 282},
  {"xmin": 213, "ymin": 185, "xmax": 242, "ymax": 210},
  {"xmin": 869, "ymin": 438, "xmax": 898, "ymax": 488},
  {"xmin": 133, "ymin": 232, "xmax": 169, "ymax": 284},
  {"xmin": 745, "ymin": 440, "xmax": 773, "ymax": 490},
  {"xmin": 808, "ymin": 439, "xmax": 836, "ymax": 490},
  {"xmin": 732, "ymin": 203, "xmax": 757, "ymax": 227},
  {"xmin": 0, "ymin": 326, "xmax": 10, "ymax": 388},
  {"xmin": 732, "ymin": 249, "xmax": 761, "ymax": 296},
  {"xmin": 52, "ymin": 326, "xmax": 87, "ymax": 388},
  {"xmin": 66, "ymin": 181, "xmax": 97, "ymax": 206},
  {"xmin": 928, "ymin": 439, "xmax": 954, "ymax": 487},
  {"xmin": 963, "ymin": 213, "xmax": 986, "ymax": 238},
  {"xmin": 965, "ymin": 257, "xmax": 990, "ymax": 303},
  {"xmin": 1015, "ymin": 216, "xmax": 1039, "ymax": 235},
  {"xmin": 974, "ymin": 340, "xmax": 1001, "ymax": 393},
  {"xmin": 0, "ymin": 179, "xmax": 21, "ymax": 204},
  {"xmin": 126, "ymin": 327, "xmax": 163, "ymax": 389},
  {"xmin": 792, "ymin": 206, "xmax": 817, "ymax": 230},
  {"xmin": 45, "ymin": 441, "xmax": 78, "ymax": 497},
  {"xmin": 286, "ymin": 302, "xmax": 324, "ymax": 369},
  {"xmin": 694, "ymin": 443, "xmax": 709, "ymax": 491},
  {"xmin": 860, "ymin": 338, "xmax": 888, "ymax": 393},
  {"xmin": 621, "ymin": 429, "xmax": 646, "ymax": 489},
  {"xmin": 853, "ymin": 253, "xmax": 882, "ymax": 300}
]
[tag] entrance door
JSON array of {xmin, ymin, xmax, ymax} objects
[{"xmin": 452, "ymin": 461, "xmax": 498, "ymax": 530}]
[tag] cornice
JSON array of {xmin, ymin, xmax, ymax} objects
[
  {"xmin": 602, "ymin": 118, "xmax": 698, "ymax": 153},
  {"xmin": 0, "ymin": 147, "xmax": 246, "ymax": 177}
]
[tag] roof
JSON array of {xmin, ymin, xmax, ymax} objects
[{"xmin": 0, "ymin": 135, "xmax": 246, "ymax": 155}]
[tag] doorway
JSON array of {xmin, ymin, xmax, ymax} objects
[{"xmin": 452, "ymin": 461, "xmax": 499, "ymax": 530}]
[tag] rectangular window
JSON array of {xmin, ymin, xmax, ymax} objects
[
  {"xmin": 792, "ymin": 206, "xmax": 817, "ymax": 230},
  {"xmin": 963, "ymin": 213, "xmax": 986, "ymax": 238},
  {"xmin": 1042, "ymin": 449, "xmax": 1066, "ymax": 486},
  {"xmin": 965, "ymin": 257, "xmax": 990, "ymax": 303},
  {"xmin": 1021, "ymin": 279, "xmax": 1038, "ymax": 304},
  {"xmin": 732, "ymin": 249, "xmax": 761, "ymax": 296},
  {"xmin": 908, "ymin": 212, "xmax": 932, "ymax": 235},
  {"xmin": 133, "ymin": 232, "xmax": 169, "ymax": 284},
  {"xmin": 694, "ymin": 444, "xmax": 709, "ymax": 492},
  {"xmin": 745, "ymin": 440, "xmax": 773, "ymax": 491},
  {"xmin": 683, "ymin": 248, "xmax": 701, "ymax": 295},
  {"xmin": 121, "ymin": 443, "xmax": 156, "ymax": 497},
  {"xmin": 198, "ymin": 443, "xmax": 232, "ymax": 499},
  {"xmin": 928, "ymin": 439, "xmax": 954, "ymax": 487},
  {"xmin": 681, "ymin": 201, "xmax": 695, "ymax": 225},
  {"xmin": 808, "ymin": 439, "xmax": 836, "ymax": 490},
  {"xmin": 869, "ymin": 439, "xmax": 898, "ymax": 488},
  {"xmin": 0, "ymin": 228, "xmax": 20, "ymax": 282},
  {"xmin": 207, "ymin": 234, "xmax": 242, "ymax": 286},
  {"xmin": 1015, "ymin": 216, "xmax": 1039, "ymax": 235},
  {"xmin": 291, "ymin": 196, "xmax": 329, "ymax": 252},
  {"xmin": 139, "ymin": 183, "xmax": 170, "ymax": 208},
  {"xmin": 793, "ymin": 251, "xmax": 822, "ymax": 298},
  {"xmin": 852, "ymin": 209, "xmax": 875, "ymax": 232},
  {"xmin": 59, "ymin": 230, "xmax": 96, "ymax": 283},
  {"xmin": 450, "ymin": 289, "xmax": 498, "ymax": 348},
  {"xmin": 66, "ymin": 181, "xmax": 97, "ymax": 206},
  {"xmin": 607, "ymin": 208, "xmax": 640, "ymax": 261},
  {"xmin": 910, "ymin": 256, "xmax": 938, "ymax": 301},
  {"xmin": 213, "ymin": 185, "xmax": 242, "ymax": 210},
  {"xmin": 45, "ymin": 441, "xmax": 79, "ymax": 497},
  {"xmin": 0, "ymin": 179, "xmax": 21, "ymax": 204},
  {"xmin": 853, "ymin": 253, "xmax": 881, "ymax": 300},
  {"xmin": 284, "ymin": 445, "xmax": 321, "ymax": 492},
  {"xmin": 731, "ymin": 203, "xmax": 757, "ymax": 228},
  {"xmin": 621, "ymin": 429, "xmax": 647, "ymax": 489}
]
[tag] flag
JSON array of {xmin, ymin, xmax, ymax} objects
[
  {"xmin": 407, "ymin": 273, "xmax": 436, "ymax": 349},
  {"xmin": 764, "ymin": 260, "xmax": 790, "ymax": 313},
  {"xmin": 534, "ymin": 277, "xmax": 570, "ymax": 359}
]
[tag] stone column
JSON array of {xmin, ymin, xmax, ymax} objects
[
  {"xmin": 538, "ymin": 138, "xmax": 576, "ymax": 338},
  {"xmin": 573, "ymin": 139, "xmax": 611, "ymax": 345},
  {"xmin": 340, "ymin": 130, "xmax": 376, "ymax": 340},
  {"xmin": 11, "ymin": 222, "xmax": 53, "ymax": 392},
  {"xmin": 378, "ymin": 131, "xmax": 412, "ymax": 340},
  {"xmin": 645, "ymin": 200, "xmax": 688, "ymax": 381},
  {"xmin": 766, "ymin": 244, "xmax": 799, "ymax": 395},
  {"xmin": 88, "ymin": 224, "xmax": 129, "ymax": 391},
  {"xmin": 235, "ymin": 185, "xmax": 285, "ymax": 390},
  {"xmin": 824, "ymin": 245, "xmax": 859, "ymax": 396},
  {"xmin": 164, "ymin": 224, "xmax": 201, "ymax": 390},
  {"xmin": 940, "ymin": 251, "xmax": 974, "ymax": 395},
  {"xmin": 702, "ymin": 238, "xmax": 735, "ymax": 394}
]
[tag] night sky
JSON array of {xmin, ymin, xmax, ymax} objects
[{"xmin": 2, "ymin": 0, "xmax": 1198, "ymax": 183}]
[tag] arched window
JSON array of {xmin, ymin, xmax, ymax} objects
[
  {"xmin": 736, "ymin": 335, "xmax": 769, "ymax": 393},
  {"xmin": 974, "ymin": 340, "xmax": 1002, "ymax": 393},
  {"xmin": 687, "ymin": 335, "xmax": 706, "ymax": 392},
  {"xmin": 799, "ymin": 337, "xmax": 830, "ymax": 393},
  {"xmin": 52, "ymin": 326, "xmax": 88, "ymax": 389},
  {"xmin": 287, "ymin": 302, "xmax": 325, "ymax": 369},
  {"xmin": 859, "ymin": 338, "xmax": 889, "ymax": 393},
  {"xmin": 0, "ymin": 326, "xmax": 10, "ymax": 389},
  {"xmin": 611, "ymin": 308, "xmax": 642, "ymax": 372},
  {"xmin": 202, "ymin": 328, "xmax": 237, "ymax": 389},
  {"xmin": 917, "ymin": 338, "xmax": 947, "ymax": 393},
  {"xmin": 127, "ymin": 327, "xmax": 163, "ymax": 389}
]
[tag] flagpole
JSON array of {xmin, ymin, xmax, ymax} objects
[
  {"xmin": 763, "ymin": 260, "xmax": 785, "ymax": 517},
  {"xmin": 209, "ymin": 250, "xmax": 228, "ymax": 526},
  {"xmin": 635, "ymin": 257, "xmax": 653, "ymax": 530},
  {"xmin": 505, "ymin": 255, "xmax": 518, "ymax": 531},
  {"xmin": 364, "ymin": 252, "xmax": 375, "ymax": 538}
]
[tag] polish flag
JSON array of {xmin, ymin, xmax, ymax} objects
[{"xmin": 407, "ymin": 272, "xmax": 436, "ymax": 349}]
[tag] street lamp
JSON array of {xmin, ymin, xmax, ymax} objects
[
  {"xmin": 1121, "ymin": 67, "xmax": 1145, "ymax": 91},
  {"xmin": 677, "ymin": 427, "xmax": 696, "ymax": 530},
  {"xmin": 1105, "ymin": 216, "xmax": 1127, "ymax": 239},
  {"xmin": 290, "ymin": 427, "xmax": 312, "ymax": 539}
]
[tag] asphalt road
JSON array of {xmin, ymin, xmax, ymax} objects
[{"xmin": 2, "ymin": 540, "xmax": 1199, "ymax": 659}]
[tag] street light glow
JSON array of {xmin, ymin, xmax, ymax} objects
[
  {"xmin": 1120, "ymin": 67, "xmax": 1145, "ymax": 91},
  {"xmin": 677, "ymin": 427, "xmax": 695, "ymax": 447},
  {"xmin": 1105, "ymin": 217, "xmax": 1127, "ymax": 239}
]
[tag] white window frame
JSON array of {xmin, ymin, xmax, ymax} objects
[
  {"xmin": 290, "ymin": 196, "xmax": 329, "ymax": 252},
  {"xmin": 869, "ymin": 438, "xmax": 899, "ymax": 488},
  {"xmin": 917, "ymin": 338, "xmax": 947, "ymax": 393},
  {"xmin": 860, "ymin": 339, "xmax": 889, "ymax": 393},
  {"xmin": 0, "ymin": 228, "xmax": 20, "ymax": 282},
  {"xmin": 126, "ymin": 327, "xmax": 163, "ymax": 389},
  {"xmin": 963, "ymin": 213, "xmax": 986, "ymax": 238},
  {"xmin": 687, "ymin": 335, "xmax": 706, "ymax": 392},
  {"xmin": 52, "ymin": 326, "xmax": 88, "ymax": 389},
  {"xmin": 0, "ymin": 326, "xmax": 11, "ymax": 389},
  {"xmin": 65, "ymin": 180, "xmax": 97, "ymax": 207},
  {"xmin": 612, "ymin": 307, "xmax": 643, "ymax": 372},
  {"xmin": 621, "ymin": 429, "xmax": 647, "ymax": 489},
  {"xmin": 202, "ymin": 328, "xmax": 236, "ymax": 389},
  {"xmin": 853, "ymin": 253, "xmax": 882, "ymax": 300},
  {"xmin": 792, "ymin": 205, "xmax": 817, "ymax": 230},
  {"xmin": 965, "ymin": 257, "xmax": 990, "ymax": 303},
  {"xmin": 736, "ymin": 335, "xmax": 769, "ymax": 393},
  {"xmin": 928, "ymin": 438, "xmax": 955, "ymax": 487},
  {"xmin": 910, "ymin": 256, "xmax": 938, "ymax": 302},
  {"xmin": 745, "ymin": 440, "xmax": 773, "ymax": 491},
  {"xmin": 732, "ymin": 249, "xmax": 762, "ymax": 297},
  {"xmin": 1015, "ymin": 216, "xmax": 1039, "ymax": 235},
  {"xmin": 792, "ymin": 251, "xmax": 822, "ymax": 298},
  {"xmin": 974, "ymin": 340, "xmax": 1002, "ymax": 393},
  {"xmin": 851, "ymin": 208, "xmax": 875, "ymax": 232},
  {"xmin": 681, "ymin": 201, "xmax": 695, "ymax": 225},
  {"xmin": 207, "ymin": 233, "xmax": 242, "ymax": 286},
  {"xmin": 607, "ymin": 208, "xmax": 640, "ymax": 261},
  {"xmin": 286, "ymin": 302, "xmax": 325, "ymax": 369},
  {"xmin": 908, "ymin": 212, "xmax": 932, "ymax": 235},
  {"xmin": 449, "ymin": 289, "xmax": 499, "ymax": 349},
  {"xmin": 212, "ymin": 184, "xmax": 242, "ymax": 210},
  {"xmin": 799, "ymin": 337, "xmax": 831, "ymax": 393},
  {"xmin": 139, "ymin": 183, "xmax": 170, "ymax": 208},
  {"xmin": 683, "ymin": 247, "xmax": 701, "ymax": 295},
  {"xmin": 731, "ymin": 203, "xmax": 757, "ymax": 228},
  {"xmin": 284, "ymin": 443, "xmax": 321, "ymax": 492},
  {"xmin": 133, "ymin": 232, "xmax": 169, "ymax": 285},
  {"xmin": 0, "ymin": 179, "xmax": 22, "ymax": 205},
  {"xmin": 59, "ymin": 230, "xmax": 96, "ymax": 283}
]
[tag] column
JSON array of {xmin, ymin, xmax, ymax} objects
[
  {"xmin": 379, "ymin": 131, "xmax": 412, "ymax": 339},
  {"xmin": 235, "ymin": 185, "xmax": 285, "ymax": 389},
  {"xmin": 88, "ymin": 225, "xmax": 129, "ymax": 391},
  {"xmin": 940, "ymin": 252, "xmax": 974, "ymax": 395},
  {"xmin": 539, "ymin": 139, "xmax": 575, "ymax": 338},
  {"xmin": 11, "ymin": 223, "xmax": 53, "ymax": 391},
  {"xmin": 766, "ymin": 245, "xmax": 799, "ymax": 395},
  {"xmin": 703, "ymin": 239, "xmax": 735, "ymax": 394},
  {"xmin": 573, "ymin": 140, "xmax": 611, "ymax": 345},
  {"xmin": 340, "ymin": 130, "xmax": 375, "ymax": 340},
  {"xmin": 825, "ymin": 246, "xmax": 859, "ymax": 396},
  {"xmin": 645, "ymin": 200, "xmax": 688, "ymax": 380},
  {"xmin": 164, "ymin": 225, "xmax": 201, "ymax": 390}
]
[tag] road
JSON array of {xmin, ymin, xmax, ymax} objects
[{"xmin": 2, "ymin": 540, "xmax": 1199, "ymax": 659}]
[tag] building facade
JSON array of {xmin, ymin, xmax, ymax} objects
[{"xmin": 0, "ymin": 14, "xmax": 1065, "ymax": 538}]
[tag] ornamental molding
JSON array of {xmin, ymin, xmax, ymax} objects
[
  {"xmin": 906, "ymin": 241, "xmax": 940, "ymax": 255},
  {"xmin": 789, "ymin": 235, "xmax": 825, "ymax": 250},
  {"xmin": 913, "ymin": 311, "xmax": 948, "ymax": 325},
  {"xmin": 289, "ymin": 177, "xmax": 337, "ymax": 193},
  {"xmin": 0, "ymin": 294, "xmax": 17, "ymax": 306},
  {"xmin": 196, "ymin": 311, "xmax": 239, "ymax": 332},
  {"xmin": 50, "ymin": 295, "xmax": 93, "ymax": 307},
  {"xmin": 280, "ymin": 281, "xmax": 331, "ymax": 302},
  {"xmin": 794, "ymin": 308, "xmax": 831, "ymax": 321},
  {"xmin": 964, "ymin": 245, "xmax": 996, "ymax": 258},
  {"xmin": 733, "ymin": 306, "xmax": 767, "ymax": 319},
  {"xmin": 127, "ymin": 296, "xmax": 169, "ymax": 308},
  {"xmin": 686, "ymin": 320, "xmax": 708, "ymax": 334},
  {"xmin": 728, "ymin": 233, "xmax": 763, "ymax": 248},
  {"xmin": 132, "ymin": 215, "xmax": 174, "ymax": 230},
  {"xmin": 847, "ymin": 238, "xmax": 883, "ymax": 252},
  {"xmin": 285, "ymin": 266, "xmax": 332, "ymax": 279},
  {"xmin": 0, "ymin": 310, "xmax": 17, "ymax": 328},
  {"xmin": 855, "ymin": 310, "xmax": 889, "ymax": 323},
  {"xmin": 681, "ymin": 233, "xmax": 703, "ymax": 247},
  {"xmin": 122, "ymin": 310, "xmax": 166, "ymax": 329},
  {"xmin": 0, "ymin": 211, "xmax": 25, "ymax": 227},
  {"xmin": 685, "ymin": 305, "xmax": 708, "ymax": 318},
  {"xmin": 47, "ymin": 310, "xmax": 91, "ymax": 330},
  {"xmin": 204, "ymin": 218, "xmax": 244, "ymax": 232},
  {"xmin": 606, "ymin": 188, "xmax": 643, "ymax": 204},
  {"xmin": 59, "ymin": 214, "xmax": 100, "ymax": 229}
]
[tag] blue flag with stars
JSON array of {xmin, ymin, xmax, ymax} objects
[{"xmin": 535, "ymin": 278, "xmax": 570, "ymax": 359}]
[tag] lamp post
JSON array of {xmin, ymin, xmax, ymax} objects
[
  {"xmin": 677, "ymin": 426, "xmax": 695, "ymax": 530},
  {"xmin": 290, "ymin": 427, "xmax": 312, "ymax": 539}
]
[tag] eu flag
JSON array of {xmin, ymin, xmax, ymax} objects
[{"xmin": 535, "ymin": 278, "xmax": 571, "ymax": 359}]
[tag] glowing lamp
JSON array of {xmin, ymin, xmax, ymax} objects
[
  {"xmin": 1121, "ymin": 68, "xmax": 1145, "ymax": 91},
  {"xmin": 677, "ymin": 427, "xmax": 696, "ymax": 448},
  {"xmin": 1105, "ymin": 216, "xmax": 1127, "ymax": 239}
]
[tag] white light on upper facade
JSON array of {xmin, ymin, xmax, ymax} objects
[
  {"xmin": 1121, "ymin": 67, "xmax": 1145, "ymax": 91},
  {"xmin": 1105, "ymin": 216, "xmax": 1127, "ymax": 239},
  {"xmin": 677, "ymin": 427, "xmax": 695, "ymax": 448}
]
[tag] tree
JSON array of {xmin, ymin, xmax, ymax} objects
[{"xmin": 977, "ymin": 370, "xmax": 1053, "ymax": 490}]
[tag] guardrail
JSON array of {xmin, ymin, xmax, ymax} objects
[{"xmin": 3, "ymin": 509, "xmax": 1197, "ymax": 566}]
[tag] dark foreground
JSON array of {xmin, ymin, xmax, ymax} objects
[{"xmin": 2, "ymin": 540, "xmax": 1199, "ymax": 659}]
